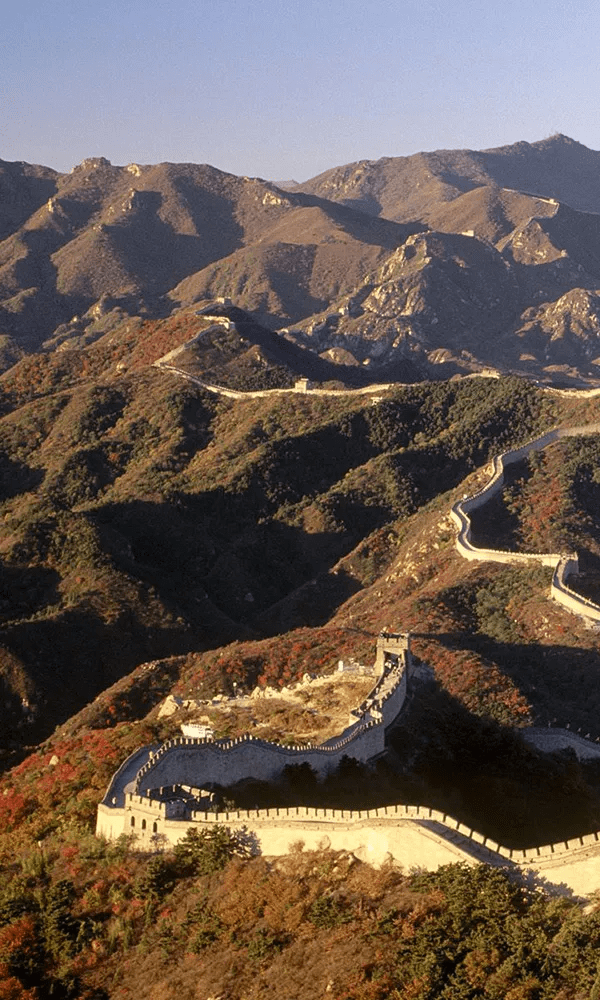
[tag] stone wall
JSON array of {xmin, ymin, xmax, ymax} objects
[
  {"xmin": 134, "ymin": 722, "xmax": 384, "ymax": 794},
  {"xmin": 154, "ymin": 363, "xmax": 397, "ymax": 399},
  {"xmin": 132, "ymin": 648, "xmax": 408, "ymax": 796},
  {"xmin": 450, "ymin": 424, "xmax": 600, "ymax": 622},
  {"xmin": 98, "ymin": 634, "xmax": 411, "ymax": 845},
  {"xmin": 95, "ymin": 796, "xmax": 600, "ymax": 899},
  {"xmin": 522, "ymin": 727, "xmax": 600, "ymax": 759}
]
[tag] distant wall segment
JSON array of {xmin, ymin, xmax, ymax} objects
[
  {"xmin": 154, "ymin": 362, "xmax": 397, "ymax": 399},
  {"xmin": 450, "ymin": 424, "xmax": 600, "ymax": 623}
]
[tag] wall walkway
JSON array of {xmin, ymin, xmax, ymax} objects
[
  {"xmin": 153, "ymin": 361, "xmax": 397, "ymax": 399},
  {"xmin": 98, "ymin": 634, "xmax": 411, "ymax": 838},
  {"xmin": 449, "ymin": 424, "xmax": 600, "ymax": 623}
]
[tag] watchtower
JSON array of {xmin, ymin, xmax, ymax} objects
[
  {"xmin": 374, "ymin": 630, "xmax": 410, "ymax": 674},
  {"xmin": 294, "ymin": 377, "xmax": 312, "ymax": 392}
]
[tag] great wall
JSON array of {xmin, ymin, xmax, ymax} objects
[
  {"xmin": 98, "ymin": 626, "xmax": 600, "ymax": 900},
  {"xmin": 152, "ymin": 305, "xmax": 600, "ymax": 401},
  {"xmin": 97, "ymin": 632, "xmax": 411, "ymax": 846},
  {"xmin": 450, "ymin": 423, "xmax": 600, "ymax": 625},
  {"xmin": 99, "ymin": 347, "xmax": 600, "ymax": 898}
]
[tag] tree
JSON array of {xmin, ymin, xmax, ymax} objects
[{"xmin": 173, "ymin": 825, "xmax": 254, "ymax": 877}]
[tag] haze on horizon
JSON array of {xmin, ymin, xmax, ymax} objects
[{"xmin": 3, "ymin": 0, "xmax": 600, "ymax": 182}]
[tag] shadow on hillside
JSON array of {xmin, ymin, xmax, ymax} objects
[
  {"xmin": 0, "ymin": 564, "xmax": 61, "ymax": 623},
  {"xmin": 0, "ymin": 600, "xmax": 227, "ymax": 747},
  {"xmin": 0, "ymin": 456, "xmax": 44, "ymax": 500},
  {"xmin": 212, "ymin": 679, "xmax": 600, "ymax": 848},
  {"xmin": 292, "ymin": 192, "xmax": 423, "ymax": 249},
  {"xmin": 421, "ymin": 629, "xmax": 600, "ymax": 736},
  {"xmin": 92, "ymin": 493, "xmax": 364, "ymax": 631},
  {"xmin": 467, "ymin": 463, "xmax": 528, "ymax": 550},
  {"xmin": 389, "ymin": 681, "xmax": 600, "ymax": 847},
  {"xmin": 253, "ymin": 568, "xmax": 362, "ymax": 635},
  {"xmin": 107, "ymin": 188, "xmax": 246, "ymax": 296}
]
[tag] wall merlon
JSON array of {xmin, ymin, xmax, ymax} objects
[
  {"xmin": 567, "ymin": 837, "xmax": 585, "ymax": 850},
  {"xmin": 582, "ymin": 833, "xmax": 599, "ymax": 846}
]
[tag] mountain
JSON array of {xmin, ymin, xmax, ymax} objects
[
  {"xmin": 293, "ymin": 134, "xmax": 600, "ymax": 221},
  {"xmin": 0, "ymin": 155, "xmax": 418, "ymax": 356},
  {"xmin": 2, "ymin": 366, "xmax": 600, "ymax": 997},
  {"xmin": 1, "ymin": 338, "xmax": 600, "ymax": 753},
  {"xmin": 168, "ymin": 200, "xmax": 419, "ymax": 329},
  {"xmin": 4, "ymin": 136, "xmax": 600, "ymax": 386}
]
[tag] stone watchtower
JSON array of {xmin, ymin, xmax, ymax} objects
[
  {"xmin": 374, "ymin": 630, "xmax": 411, "ymax": 674},
  {"xmin": 294, "ymin": 377, "xmax": 312, "ymax": 392}
]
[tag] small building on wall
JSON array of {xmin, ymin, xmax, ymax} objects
[
  {"xmin": 294, "ymin": 377, "xmax": 312, "ymax": 392},
  {"xmin": 180, "ymin": 723, "xmax": 214, "ymax": 739}
]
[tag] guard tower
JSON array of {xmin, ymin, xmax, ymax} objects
[
  {"xmin": 294, "ymin": 377, "xmax": 312, "ymax": 392},
  {"xmin": 374, "ymin": 630, "xmax": 410, "ymax": 674}
]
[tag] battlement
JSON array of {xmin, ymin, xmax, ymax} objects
[
  {"xmin": 374, "ymin": 631, "xmax": 410, "ymax": 673},
  {"xmin": 94, "ymin": 794, "xmax": 600, "ymax": 898},
  {"xmin": 98, "ymin": 631, "xmax": 411, "ymax": 838}
]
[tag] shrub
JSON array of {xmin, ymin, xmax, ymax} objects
[
  {"xmin": 172, "ymin": 825, "xmax": 254, "ymax": 877},
  {"xmin": 308, "ymin": 893, "xmax": 351, "ymax": 929}
]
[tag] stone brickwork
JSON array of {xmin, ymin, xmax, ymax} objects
[
  {"xmin": 97, "ymin": 632, "xmax": 411, "ymax": 841},
  {"xmin": 95, "ymin": 796, "xmax": 600, "ymax": 899}
]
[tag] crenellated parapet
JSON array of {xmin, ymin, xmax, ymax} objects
[
  {"xmin": 98, "ymin": 632, "xmax": 411, "ymax": 840},
  {"xmin": 94, "ymin": 792, "xmax": 600, "ymax": 899}
]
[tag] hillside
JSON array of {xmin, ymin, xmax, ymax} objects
[
  {"xmin": 2, "ymin": 372, "xmax": 600, "ymax": 997},
  {"xmin": 1, "ymin": 360, "xmax": 600, "ymax": 999},
  {"xmin": 0, "ymin": 350, "xmax": 571, "ymax": 748},
  {"xmin": 5, "ymin": 136, "xmax": 600, "ymax": 999},
  {"xmin": 294, "ymin": 134, "xmax": 600, "ymax": 221},
  {"xmin": 2, "ymin": 347, "xmax": 600, "ymax": 823}
]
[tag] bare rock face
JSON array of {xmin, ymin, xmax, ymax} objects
[
  {"xmin": 517, "ymin": 289, "xmax": 600, "ymax": 363},
  {"xmin": 71, "ymin": 157, "xmax": 113, "ymax": 173},
  {"xmin": 291, "ymin": 231, "xmax": 520, "ymax": 368},
  {"xmin": 4, "ymin": 136, "xmax": 600, "ymax": 383}
]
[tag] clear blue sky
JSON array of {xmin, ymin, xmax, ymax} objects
[{"xmin": 2, "ymin": 0, "xmax": 599, "ymax": 181}]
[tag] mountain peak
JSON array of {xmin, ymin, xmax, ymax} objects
[{"xmin": 70, "ymin": 156, "xmax": 113, "ymax": 173}]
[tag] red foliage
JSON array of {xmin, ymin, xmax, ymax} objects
[{"xmin": 0, "ymin": 917, "xmax": 42, "ymax": 995}]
